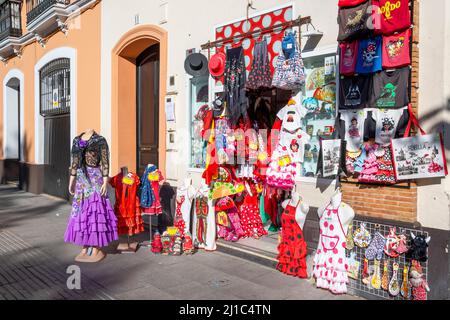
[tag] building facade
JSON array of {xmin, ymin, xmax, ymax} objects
[{"xmin": 0, "ymin": 0, "xmax": 449, "ymax": 299}]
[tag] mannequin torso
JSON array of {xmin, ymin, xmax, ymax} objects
[
  {"xmin": 282, "ymin": 193, "xmax": 310, "ymax": 229},
  {"xmin": 318, "ymin": 189, "xmax": 354, "ymax": 234}
]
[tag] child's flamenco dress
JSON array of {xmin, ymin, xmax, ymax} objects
[
  {"xmin": 276, "ymin": 200, "xmax": 308, "ymax": 278},
  {"xmin": 64, "ymin": 132, "xmax": 118, "ymax": 247}
]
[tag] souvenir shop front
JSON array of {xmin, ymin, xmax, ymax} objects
[
  {"xmin": 175, "ymin": 0, "xmax": 448, "ymax": 300},
  {"xmin": 77, "ymin": 0, "xmax": 449, "ymax": 300}
]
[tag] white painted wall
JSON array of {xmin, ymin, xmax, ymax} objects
[
  {"xmin": 3, "ymin": 83, "xmax": 20, "ymax": 159},
  {"xmin": 2, "ymin": 69, "xmax": 25, "ymax": 161},
  {"xmin": 417, "ymin": 0, "xmax": 450, "ymax": 231}
]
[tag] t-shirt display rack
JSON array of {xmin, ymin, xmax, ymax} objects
[
  {"xmin": 338, "ymin": 0, "xmax": 416, "ymax": 187},
  {"xmin": 347, "ymin": 219, "xmax": 428, "ymax": 300}
]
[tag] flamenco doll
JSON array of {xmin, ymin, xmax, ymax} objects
[{"xmin": 64, "ymin": 129, "xmax": 118, "ymax": 262}]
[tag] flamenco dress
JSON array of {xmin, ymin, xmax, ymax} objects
[
  {"xmin": 276, "ymin": 201, "xmax": 308, "ymax": 278},
  {"xmin": 64, "ymin": 133, "xmax": 118, "ymax": 247}
]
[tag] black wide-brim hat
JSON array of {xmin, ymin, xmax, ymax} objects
[{"xmin": 184, "ymin": 53, "xmax": 209, "ymax": 77}]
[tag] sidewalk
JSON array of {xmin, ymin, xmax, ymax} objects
[{"xmin": 0, "ymin": 185, "xmax": 361, "ymax": 300}]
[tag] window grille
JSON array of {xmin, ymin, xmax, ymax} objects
[{"xmin": 39, "ymin": 58, "xmax": 71, "ymax": 117}]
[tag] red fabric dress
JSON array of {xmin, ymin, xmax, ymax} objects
[
  {"xmin": 276, "ymin": 201, "xmax": 308, "ymax": 278},
  {"xmin": 238, "ymin": 191, "xmax": 267, "ymax": 238},
  {"xmin": 174, "ymin": 195, "xmax": 186, "ymax": 238},
  {"xmin": 110, "ymin": 173, "xmax": 144, "ymax": 236}
]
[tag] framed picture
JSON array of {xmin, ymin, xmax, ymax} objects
[{"xmin": 321, "ymin": 139, "xmax": 342, "ymax": 177}]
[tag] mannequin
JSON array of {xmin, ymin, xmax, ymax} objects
[
  {"xmin": 281, "ymin": 191, "xmax": 309, "ymax": 230},
  {"xmin": 317, "ymin": 188, "xmax": 354, "ymax": 229},
  {"xmin": 175, "ymin": 176, "xmax": 196, "ymax": 235},
  {"xmin": 314, "ymin": 187, "xmax": 355, "ymax": 294},
  {"xmin": 111, "ymin": 166, "xmax": 142, "ymax": 252},
  {"xmin": 65, "ymin": 128, "xmax": 118, "ymax": 263},
  {"xmin": 277, "ymin": 189, "xmax": 310, "ymax": 278},
  {"xmin": 192, "ymin": 181, "xmax": 216, "ymax": 251}
]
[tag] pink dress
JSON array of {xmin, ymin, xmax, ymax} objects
[{"xmin": 313, "ymin": 202, "xmax": 349, "ymax": 294}]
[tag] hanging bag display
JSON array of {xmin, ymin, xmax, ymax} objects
[
  {"xmin": 272, "ymin": 32, "xmax": 306, "ymax": 91},
  {"xmin": 391, "ymin": 104, "xmax": 448, "ymax": 180}
]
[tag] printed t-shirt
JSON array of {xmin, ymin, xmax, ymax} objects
[
  {"xmin": 338, "ymin": 1, "xmax": 372, "ymax": 41},
  {"xmin": 382, "ymin": 29, "xmax": 410, "ymax": 68},
  {"xmin": 339, "ymin": 75, "xmax": 373, "ymax": 109},
  {"xmin": 372, "ymin": 107, "xmax": 406, "ymax": 146},
  {"xmin": 340, "ymin": 109, "xmax": 368, "ymax": 152},
  {"xmin": 340, "ymin": 41, "xmax": 359, "ymax": 76},
  {"xmin": 375, "ymin": 0, "xmax": 411, "ymax": 35},
  {"xmin": 356, "ymin": 36, "xmax": 383, "ymax": 74},
  {"xmin": 371, "ymin": 67, "xmax": 410, "ymax": 108}
]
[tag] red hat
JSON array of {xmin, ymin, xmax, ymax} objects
[{"xmin": 208, "ymin": 52, "xmax": 226, "ymax": 78}]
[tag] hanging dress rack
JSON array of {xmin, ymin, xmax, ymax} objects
[{"xmin": 200, "ymin": 15, "xmax": 312, "ymax": 56}]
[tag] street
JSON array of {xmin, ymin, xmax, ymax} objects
[{"xmin": 0, "ymin": 185, "xmax": 361, "ymax": 300}]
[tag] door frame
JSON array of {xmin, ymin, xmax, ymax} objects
[
  {"xmin": 111, "ymin": 24, "xmax": 168, "ymax": 175},
  {"xmin": 3, "ymin": 69, "xmax": 24, "ymax": 162}
]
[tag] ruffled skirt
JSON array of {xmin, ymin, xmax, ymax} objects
[
  {"xmin": 64, "ymin": 167, "xmax": 118, "ymax": 247},
  {"xmin": 313, "ymin": 247, "xmax": 349, "ymax": 294}
]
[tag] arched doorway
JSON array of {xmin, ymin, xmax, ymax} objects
[
  {"xmin": 2, "ymin": 77, "xmax": 21, "ymax": 184},
  {"xmin": 111, "ymin": 25, "xmax": 167, "ymax": 176}
]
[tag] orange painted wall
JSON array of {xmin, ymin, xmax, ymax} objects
[{"xmin": 0, "ymin": 2, "xmax": 102, "ymax": 163}]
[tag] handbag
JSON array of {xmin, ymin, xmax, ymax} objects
[
  {"xmin": 272, "ymin": 35, "xmax": 305, "ymax": 90},
  {"xmin": 391, "ymin": 104, "xmax": 448, "ymax": 180}
]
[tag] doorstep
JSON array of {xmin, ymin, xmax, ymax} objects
[{"xmin": 216, "ymin": 231, "xmax": 279, "ymax": 268}]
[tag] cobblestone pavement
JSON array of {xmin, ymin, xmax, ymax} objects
[{"xmin": 0, "ymin": 185, "xmax": 362, "ymax": 300}]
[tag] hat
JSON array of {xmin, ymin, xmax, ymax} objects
[
  {"xmin": 184, "ymin": 53, "xmax": 209, "ymax": 77},
  {"xmin": 208, "ymin": 51, "xmax": 226, "ymax": 78}
]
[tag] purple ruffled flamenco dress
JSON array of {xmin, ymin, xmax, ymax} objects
[{"xmin": 64, "ymin": 137, "xmax": 118, "ymax": 247}]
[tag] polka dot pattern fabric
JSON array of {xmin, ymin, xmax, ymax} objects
[
  {"xmin": 215, "ymin": 6, "xmax": 293, "ymax": 85},
  {"xmin": 276, "ymin": 203, "xmax": 308, "ymax": 278}
]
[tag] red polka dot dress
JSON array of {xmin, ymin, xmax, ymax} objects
[
  {"xmin": 313, "ymin": 202, "xmax": 349, "ymax": 294},
  {"xmin": 238, "ymin": 193, "xmax": 267, "ymax": 238},
  {"xmin": 276, "ymin": 201, "xmax": 308, "ymax": 278}
]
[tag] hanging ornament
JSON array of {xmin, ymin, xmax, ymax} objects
[
  {"xmin": 346, "ymin": 223, "xmax": 355, "ymax": 250},
  {"xmin": 381, "ymin": 260, "xmax": 390, "ymax": 291},
  {"xmin": 347, "ymin": 252, "xmax": 360, "ymax": 280},
  {"xmin": 362, "ymin": 258, "xmax": 370, "ymax": 285},
  {"xmin": 401, "ymin": 264, "xmax": 411, "ymax": 299},
  {"xmin": 353, "ymin": 223, "xmax": 371, "ymax": 248},
  {"xmin": 371, "ymin": 259, "xmax": 382, "ymax": 289},
  {"xmin": 388, "ymin": 262, "xmax": 400, "ymax": 297}
]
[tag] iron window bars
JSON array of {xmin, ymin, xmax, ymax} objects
[
  {"xmin": 26, "ymin": 0, "xmax": 70, "ymax": 23},
  {"xmin": 0, "ymin": 0, "xmax": 22, "ymax": 41},
  {"xmin": 39, "ymin": 57, "xmax": 71, "ymax": 117}
]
